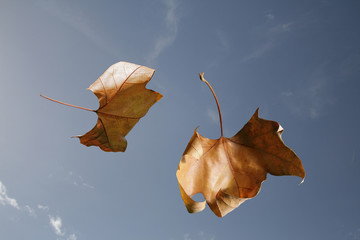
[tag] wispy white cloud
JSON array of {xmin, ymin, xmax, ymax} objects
[
  {"xmin": 282, "ymin": 22, "xmax": 292, "ymax": 31},
  {"xmin": 349, "ymin": 227, "xmax": 360, "ymax": 239},
  {"xmin": 280, "ymin": 62, "xmax": 332, "ymax": 119},
  {"xmin": 264, "ymin": 10, "xmax": 275, "ymax": 20},
  {"xmin": 38, "ymin": 204, "xmax": 50, "ymax": 211},
  {"xmin": 281, "ymin": 91, "xmax": 294, "ymax": 97},
  {"xmin": 216, "ymin": 31, "xmax": 230, "ymax": 52},
  {"xmin": 265, "ymin": 13, "xmax": 275, "ymax": 20},
  {"xmin": 67, "ymin": 234, "xmax": 78, "ymax": 240},
  {"xmin": 240, "ymin": 40, "xmax": 275, "ymax": 63},
  {"xmin": 25, "ymin": 205, "xmax": 36, "ymax": 217},
  {"xmin": 48, "ymin": 215, "xmax": 78, "ymax": 240},
  {"xmin": 306, "ymin": 76, "xmax": 327, "ymax": 119},
  {"xmin": 50, "ymin": 216, "xmax": 64, "ymax": 236},
  {"xmin": 184, "ymin": 233, "xmax": 191, "ymax": 240},
  {"xmin": 0, "ymin": 181, "xmax": 20, "ymax": 209},
  {"xmin": 281, "ymin": 52, "xmax": 360, "ymax": 119},
  {"xmin": 269, "ymin": 22, "xmax": 293, "ymax": 32},
  {"xmin": 240, "ymin": 19, "xmax": 293, "ymax": 63},
  {"xmin": 182, "ymin": 231, "xmax": 216, "ymax": 240},
  {"xmin": 145, "ymin": 0, "xmax": 179, "ymax": 65},
  {"xmin": 82, "ymin": 182, "xmax": 94, "ymax": 189},
  {"xmin": 66, "ymin": 171, "xmax": 94, "ymax": 190},
  {"xmin": 207, "ymin": 108, "xmax": 219, "ymax": 124},
  {"xmin": 1, "ymin": 180, "xmax": 76, "ymax": 239}
]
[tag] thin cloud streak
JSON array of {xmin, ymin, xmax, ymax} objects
[
  {"xmin": 280, "ymin": 62, "xmax": 331, "ymax": 119},
  {"xmin": 0, "ymin": 180, "xmax": 76, "ymax": 239},
  {"xmin": 67, "ymin": 234, "xmax": 78, "ymax": 240},
  {"xmin": 182, "ymin": 231, "xmax": 216, "ymax": 240},
  {"xmin": 265, "ymin": 13, "xmax": 275, "ymax": 20},
  {"xmin": 207, "ymin": 108, "xmax": 219, "ymax": 124},
  {"xmin": 349, "ymin": 227, "xmax": 360, "ymax": 240},
  {"xmin": 145, "ymin": 0, "xmax": 178, "ymax": 65},
  {"xmin": 0, "ymin": 181, "xmax": 20, "ymax": 209},
  {"xmin": 48, "ymin": 215, "xmax": 78, "ymax": 240},
  {"xmin": 281, "ymin": 91, "xmax": 294, "ymax": 97},
  {"xmin": 306, "ymin": 70, "xmax": 328, "ymax": 119},
  {"xmin": 25, "ymin": 205, "xmax": 37, "ymax": 217},
  {"xmin": 240, "ymin": 40, "xmax": 275, "ymax": 63},
  {"xmin": 38, "ymin": 204, "xmax": 50, "ymax": 211},
  {"xmin": 67, "ymin": 171, "xmax": 94, "ymax": 190},
  {"xmin": 50, "ymin": 216, "xmax": 64, "ymax": 236},
  {"xmin": 240, "ymin": 21, "xmax": 293, "ymax": 63},
  {"xmin": 269, "ymin": 22, "xmax": 293, "ymax": 33},
  {"xmin": 216, "ymin": 30, "xmax": 230, "ymax": 52}
]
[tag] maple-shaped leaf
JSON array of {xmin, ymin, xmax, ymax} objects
[
  {"xmin": 176, "ymin": 73, "xmax": 305, "ymax": 217},
  {"xmin": 41, "ymin": 61, "xmax": 162, "ymax": 152}
]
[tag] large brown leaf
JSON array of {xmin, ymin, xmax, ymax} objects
[
  {"xmin": 41, "ymin": 61, "xmax": 162, "ymax": 152},
  {"xmin": 176, "ymin": 73, "xmax": 305, "ymax": 217}
]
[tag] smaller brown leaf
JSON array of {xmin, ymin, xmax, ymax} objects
[
  {"xmin": 176, "ymin": 73, "xmax": 305, "ymax": 217},
  {"xmin": 41, "ymin": 61, "xmax": 162, "ymax": 152}
]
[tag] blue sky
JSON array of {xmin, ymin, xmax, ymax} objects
[{"xmin": 1, "ymin": 0, "xmax": 360, "ymax": 239}]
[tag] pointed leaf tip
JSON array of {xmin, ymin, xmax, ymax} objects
[{"xmin": 254, "ymin": 107, "xmax": 260, "ymax": 117}]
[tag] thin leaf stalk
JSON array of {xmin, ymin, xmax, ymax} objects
[
  {"xmin": 40, "ymin": 94, "xmax": 95, "ymax": 112},
  {"xmin": 199, "ymin": 73, "xmax": 224, "ymax": 137}
]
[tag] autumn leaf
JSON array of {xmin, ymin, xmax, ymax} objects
[
  {"xmin": 41, "ymin": 61, "xmax": 162, "ymax": 152},
  {"xmin": 176, "ymin": 73, "xmax": 305, "ymax": 217}
]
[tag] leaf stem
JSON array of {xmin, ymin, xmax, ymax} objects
[
  {"xmin": 40, "ymin": 94, "xmax": 95, "ymax": 112},
  {"xmin": 199, "ymin": 73, "xmax": 223, "ymax": 137}
]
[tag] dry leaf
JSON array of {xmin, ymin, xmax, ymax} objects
[
  {"xmin": 41, "ymin": 61, "xmax": 162, "ymax": 152},
  {"xmin": 176, "ymin": 73, "xmax": 305, "ymax": 217}
]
